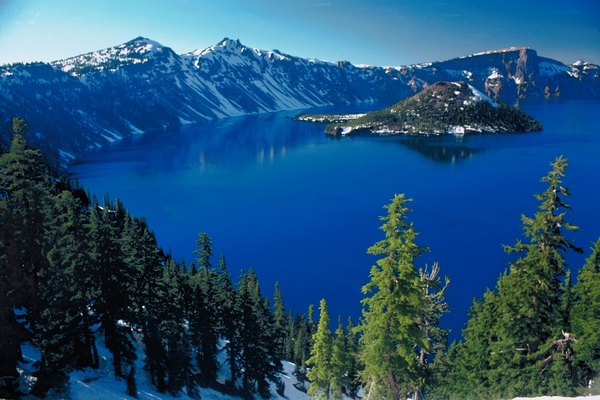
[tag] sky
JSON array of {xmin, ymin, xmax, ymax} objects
[{"xmin": 0, "ymin": 0, "xmax": 599, "ymax": 67}]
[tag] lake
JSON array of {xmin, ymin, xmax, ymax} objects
[{"xmin": 69, "ymin": 100, "xmax": 600, "ymax": 340}]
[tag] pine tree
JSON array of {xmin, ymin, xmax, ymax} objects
[
  {"xmin": 237, "ymin": 269, "xmax": 282, "ymax": 397},
  {"xmin": 273, "ymin": 281, "xmax": 287, "ymax": 360},
  {"xmin": 307, "ymin": 298, "xmax": 332, "ymax": 400},
  {"xmin": 357, "ymin": 194, "xmax": 429, "ymax": 400},
  {"xmin": 0, "ymin": 122, "xmax": 52, "ymax": 397},
  {"xmin": 491, "ymin": 156, "xmax": 582, "ymax": 396},
  {"xmin": 30, "ymin": 190, "xmax": 93, "ymax": 395},
  {"xmin": 292, "ymin": 313, "xmax": 311, "ymax": 380},
  {"xmin": 89, "ymin": 197, "xmax": 137, "ymax": 378},
  {"xmin": 345, "ymin": 317, "xmax": 361, "ymax": 397},
  {"xmin": 284, "ymin": 311, "xmax": 295, "ymax": 361},
  {"xmin": 189, "ymin": 232, "xmax": 220, "ymax": 384},
  {"xmin": 571, "ymin": 239, "xmax": 600, "ymax": 394},
  {"xmin": 416, "ymin": 262, "xmax": 449, "ymax": 400},
  {"xmin": 215, "ymin": 253, "xmax": 240, "ymax": 388},
  {"xmin": 330, "ymin": 317, "xmax": 351, "ymax": 399}
]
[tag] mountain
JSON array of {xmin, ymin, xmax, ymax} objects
[
  {"xmin": 299, "ymin": 81, "xmax": 542, "ymax": 136},
  {"xmin": 0, "ymin": 38, "xmax": 597, "ymax": 167}
]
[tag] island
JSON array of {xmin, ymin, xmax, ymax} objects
[{"xmin": 296, "ymin": 81, "xmax": 542, "ymax": 136}]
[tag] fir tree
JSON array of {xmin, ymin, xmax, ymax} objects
[
  {"xmin": 273, "ymin": 281, "xmax": 287, "ymax": 360},
  {"xmin": 345, "ymin": 317, "xmax": 361, "ymax": 397},
  {"xmin": 571, "ymin": 239, "xmax": 600, "ymax": 394},
  {"xmin": 358, "ymin": 194, "xmax": 429, "ymax": 400},
  {"xmin": 90, "ymin": 197, "xmax": 137, "ymax": 378},
  {"xmin": 215, "ymin": 253, "xmax": 240, "ymax": 388},
  {"xmin": 0, "ymin": 122, "xmax": 52, "ymax": 397},
  {"xmin": 491, "ymin": 156, "xmax": 582, "ymax": 396},
  {"xmin": 237, "ymin": 269, "xmax": 282, "ymax": 397},
  {"xmin": 307, "ymin": 298, "xmax": 332, "ymax": 400},
  {"xmin": 30, "ymin": 191, "xmax": 93, "ymax": 396},
  {"xmin": 330, "ymin": 317, "xmax": 351, "ymax": 399},
  {"xmin": 189, "ymin": 232, "xmax": 220, "ymax": 384}
]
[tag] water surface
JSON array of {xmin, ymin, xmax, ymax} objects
[{"xmin": 70, "ymin": 100, "xmax": 600, "ymax": 339}]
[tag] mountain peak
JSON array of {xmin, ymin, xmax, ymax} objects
[
  {"xmin": 217, "ymin": 37, "xmax": 243, "ymax": 49},
  {"xmin": 51, "ymin": 36, "xmax": 169, "ymax": 76}
]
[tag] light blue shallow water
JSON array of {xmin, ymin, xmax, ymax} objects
[{"xmin": 70, "ymin": 100, "xmax": 600, "ymax": 340}]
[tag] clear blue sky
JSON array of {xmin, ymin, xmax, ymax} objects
[{"xmin": 1, "ymin": 0, "xmax": 598, "ymax": 66}]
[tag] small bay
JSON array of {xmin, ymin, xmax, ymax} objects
[{"xmin": 69, "ymin": 100, "xmax": 600, "ymax": 339}]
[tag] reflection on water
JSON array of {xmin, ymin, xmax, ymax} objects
[
  {"xmin": 69, "ymin": 101, "xmax": 600, "ymax": 344},
  {"xmin": 395, "ymin": 136, "xmax": 484, "ymax": 164}
]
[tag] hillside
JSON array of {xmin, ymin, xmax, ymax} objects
[
  {"xmin": 299, "ymin": 81, "xmax": 542, "ymax": 136},
  {"xmin": 0, "ymin": 38, "xmax": 597, "ymax": 167}
]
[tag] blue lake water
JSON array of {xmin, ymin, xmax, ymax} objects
[{"xmin": 70, "ymin": 100, "xmax": 600, "ymax": 340}]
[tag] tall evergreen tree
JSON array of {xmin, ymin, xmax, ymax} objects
[
  {"xmin": 215, "ymin": 253, "xmax": 240, "ymax": 388},
  {"xmin": 189, "ymin": 232, "xmax": 220, "ymax": 384},
  {"xmin": 490, "ymin": 156, "xmax": 583, "ymax": 396},
  {"xmin": 358, "ymin": 194, "xmax": 429, "ymax": 400},
  {"xmin": 89, "ymin": 197, "xmax": 137, "ymax": 378},
  {"xmin": 273, "ymin": 281, "xmax": 287, "ymax": 360},
  {"xmin": 0, "ymin": 122, "xmax": 52, "ymax": 397},
  {"xmin": 307, "ymin": 298, "xmax": 332, "ymax": 400},
  {"xmin": 330, "ymin": 317, "xmax": 351, "ymax": 399},
  {"xmin": 416, "ymin": 262, "xmax": 449, "ymax": 400},
  {"xmin": 571, "ymin": 239, "xmax": 600, "ymax": 394},
  {"xmin": 30, "ymin": 190, "xmax": 94, "ymax": 396},
  {"xmin": 345, "ymin": 317, "xmax": 361, "ymax": 397},
  {"xmin": 237, "ymin": 269, "xmax": 282, "ymax": 397}
]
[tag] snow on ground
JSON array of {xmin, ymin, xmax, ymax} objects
[{"xmin": 18, "ymin": 339, "xmax": 598, "ymax": 400}]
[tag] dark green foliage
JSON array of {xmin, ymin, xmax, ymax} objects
[
  {"xmin": 215, "ymin": 254, "xmax": 240, "ymax": 388},
  {"xmin": 330, "ymin": 317, "xmax": 351, "ymax": 399},
  {"xmin": 0, "ymin": 126, "xmax": 295, "ymax": 398},
  {"xmin": 189, "ymin": 232, "xmax": 220, "ymax": 384},
  {"xmin": 572, "ymin": 239, "xmax": 600, "ymax": 394},
  {"xmin": 358, "ymin": 194, "xmax": 431, "ymax": 400},
  {"xmin": 306, "ymin": 299, "xmax": 332, "ymax": 400},
  {"xmin": 431, "ymin": 156, "xmax": 593, "ymax": 400},
  {"xmin": 318, "ymin": 81, "xmax": 542, "ymax": 135},
  {"xmin": 236, "ymin": 269, "xmax": 282, "ymax": 397},
  {"xmin": 0, "ymin": 121, "xmax": 53, "ymax": 397},
  {"xmin": 344, "ymin": 317, "xmax": 361, "ymax": 397},
  {"xmin": 273, "ymin": 281, "xmax": 287, "ymax": 360}
]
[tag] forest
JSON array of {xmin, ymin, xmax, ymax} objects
[{"xmin": 0, "ymin": 118, "xmax": 598, "ymax": 399}]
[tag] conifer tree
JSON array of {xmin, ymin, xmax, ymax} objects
[
  {"xmin": 307, "ymin": 298, "xmax": 332, "ymax": 400},
  {"xmin": 189, "ymin": 232, "xmax": 220, "ymax": 384},
  {"xmin": 30, "ymin": 190, "xmax": 94, "ymax": 396},
  {"xmin": 284, "ymin": 311, "xmax": 295, "ymax": 361},
  {"xmin": 345, "ymin": 317, "xmax": 361, "ymax": 397},
  {"xmin": 330, "ymin": 317, "xmax": 351, "ymax": 399},
  {"xmin": 571, "ymin": 239, "xmax": 600, "ymax": 393},
  {"xmin": 490, "ymin": 156, "xmax": 583, "ymax": 396},
  {"xmin": 273, "ymin": 281, "xmax": 287, "ymax": 360},
  {"xmin": 89, "ymin": 197, "xmax": 137, "ymax": 378},
  {"xmin": 215, "ymin": 253, "xmax": 240, "ymax": 387},
  {"xmin": 0, "ymin": 122, "xmax": 52, "ymax": 397},
  {"xmin": 292, "ymin": 313, "xmax": 311, "ymax": 379},
  {"xmin": 358, "ymin": 194, "xmax": 429, "ymax": 400},
  {"xmin": 237, "ymin": 269, "xmax": 282, "ymax": 397}
]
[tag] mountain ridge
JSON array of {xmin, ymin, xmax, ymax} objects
[{"xmin": 1, "ymin": 37, "xmax": 598, "ymax": 167}]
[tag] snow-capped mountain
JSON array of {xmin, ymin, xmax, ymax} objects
[{"xmin": 0, "ymin": 38, "xmax": 598, "ymax": 167}]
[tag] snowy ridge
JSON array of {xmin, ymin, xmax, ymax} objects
[{"xmin": 0, "ymin": 37, "xmax": 598, "ymax": 167}]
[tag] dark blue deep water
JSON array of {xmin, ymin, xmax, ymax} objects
[{"xmin": 70, "ymin": 101, "xmax": 600, "ymax": 340}]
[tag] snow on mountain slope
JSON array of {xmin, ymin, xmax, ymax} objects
[
  {"xmin": 18, "ymin": 338, "xmax": 599, "ymax": 400},
  {"xmin": 0, "ymin": 38, "xmax": 598, "ymax": 167}
]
